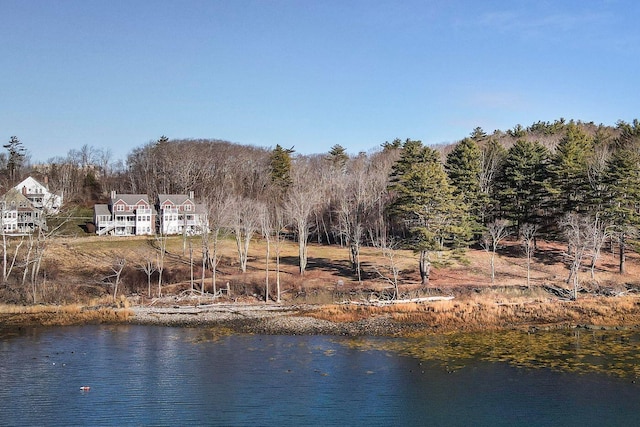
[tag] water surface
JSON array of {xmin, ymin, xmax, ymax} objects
[{"xmin": 0, "ymin": 325, "xmax": 638, "ymax": 426}]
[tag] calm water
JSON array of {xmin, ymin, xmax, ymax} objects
[{"xmin": 0, "ymin": 325, "xmax": 639, "ymax": 426}]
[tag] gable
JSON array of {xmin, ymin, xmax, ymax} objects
[{"xmin": 16, "ymin": 177, "xmax": 48, "ymax": 193}]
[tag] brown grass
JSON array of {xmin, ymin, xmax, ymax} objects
[
  {"xmin": 4, "ymin": 233, "xmax": 640, "ymax": 323},
  {"xmin": 0, "ymin": 300, "xmax": 132, "ymax": 327},
  {"xmin": 304, "ymin": 293, "xmax": 640, "ymax": 333}
]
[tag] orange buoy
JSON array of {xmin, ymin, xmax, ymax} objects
[{"xmin": 80, "ymin": 386, "xmax": 91, "ymax": 391}]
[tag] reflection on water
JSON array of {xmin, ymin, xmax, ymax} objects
[
  {"xmin": 0, "ymin": 325, "xmax": 639, "ymax": 426},
  {"xmin": 346, "ymin": 329, "xmax": 640, "ymax": 379}
]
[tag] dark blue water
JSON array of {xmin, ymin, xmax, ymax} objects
[{"xmin": 0, "ymin": 325, "xmax": 638, "ymax": 426}]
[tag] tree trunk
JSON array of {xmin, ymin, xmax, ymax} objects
[
  {"xmin": 265, "ymin": 235, "xmax": 270, "ymax": 303},
  {"xmin": 276, "ymin": 249, "xmax": 281, "ymax": 303},
  {"xmin": 189, "ymin": 243, "xmax": 194, "ymax": 292},
  {"xmin": 590, "ymin": 249, "xmax": 599, "ymax": 280},
  {"xmin": 201, "ymin": 245, "xmax": 206, "ymax": 295},
  {"xmin": 490, "ymin": 251, "xmax": 496, "ymax": 284},
  {"xmin": 299, "ymin": 237, "xmax": 307, "ymax": 275},
  {"xmin": 211, "ymin": 238, "xmax": 218, "ymax": 295},
  {"xmin": 619, "ymin": 234, "xmax": 626, "ymax": 274},
  {"xmin": 2, "ymin": 230, "xmax": 6, "ymax": 282},
  {"xmin": 419, "ymin": 250, "xmax": 430, "ymax": 285}
]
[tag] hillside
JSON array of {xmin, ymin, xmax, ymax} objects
[{"xmin": 2, "ymin": 233, "xmax": 638, "ymax": 306}]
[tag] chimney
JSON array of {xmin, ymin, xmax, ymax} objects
[
  {"xmin": 44, "ymin": 175, "xmax": 49, "ymax": 188},
  {"xmin": 22, "ymin": 186, "xmax": 27, "ymax": 196},
  {"xmin": 189, "ymin": 191, "xmax": 194, "ymax": 200},
  {"xmin": 111, "ymin": 190, "xmax": 116, "ymax": 200}
]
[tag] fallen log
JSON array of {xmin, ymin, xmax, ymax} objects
[{"xmin": 342, "ymin": 296, "xmax": 454, "ymax": 306}]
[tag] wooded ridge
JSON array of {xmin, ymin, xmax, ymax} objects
[{"xmin": 1, "ymin": 118, "xmax": 640, "ymax": 307}]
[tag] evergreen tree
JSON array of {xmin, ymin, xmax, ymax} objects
[
  {"xmin": 445, "ymin": 138, "xmax": 485, "ymax": 233},
  {"xmin": 381, "ymin": 138, "xmax": 402, "ymax": 151},
  {"xmin": 3, "ymin": 136, "xmax": 25, "ymax": 183},
  {"xmin": 605, "ymin": 136, "xmax": 640, "ymax": 273},
  {"xmin": 470, "ymin": 127, "xmax": 487, "ymax": 141},
  {"xmin": 269, "ymin": 145, "xmax": 294, "ymax": 191},
  {"xmin": 495, "ymin": 139, "xmax": 551, "ymax": 229},
  {"xmin": 388, "ymin": 140, "xmax": 470, "ymax": 284},
  {"xmin": 327, "ymin": 144, "xmax": 349, "ymax": 170},
  {"xmin": 548, "ymin": 123, "xmax": 594, "ymax": 215},
  {"xmin": 389, "ymin": 139, "xmax": 439, "ymax": 180}
]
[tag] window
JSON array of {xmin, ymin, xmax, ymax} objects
[
  {"xmin": 116, "ymin": 204, "xmax": 125, "ymax": 212},
  {"xmin": 184, "ymin": 204, "xmax": 192, "ymax": 211}
]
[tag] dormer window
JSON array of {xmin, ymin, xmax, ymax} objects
[
  {"xmin": 116, "ymin": 204, "xmax": 125, "ymax": 212},
  {"xmin": 185, "ymin": 204, "xmax": 192, "ymax": 211}
]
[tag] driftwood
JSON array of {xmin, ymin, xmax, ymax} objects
[
  {"xmin": 543, "ymin": 284, "xmax": 575, "ymax": 300},
  {"xmin": 342, "ymin": 296, "xmax": 454, "ymax": 306}
]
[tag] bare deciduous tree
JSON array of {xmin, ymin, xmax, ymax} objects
[
  {"xmin": 155, "ymin": 233, "xmax": 167, "ymax": 297},
  {"xmin": 137, "ymin": 247, "xmax": 157, "ymax": 298},
  {"xmin": 259, "ymin": 203, "xmax": 273, "ymax": 302},
  {"xmin": 334, "ymin": 154, "xmax": 385, "ymax": 283},
  {"xmin": 202, "ymin": 188, "xmax": 232, "ymax": 295},
  {"xmin": 559, "ymin": 213, "xmax": 590, "ymax": 300},
  {"xmin": 285, "ymin": 160, "xmax": 321, "ymax": 275},
  {"xmin": 229, "ymin": 196, "xmax": 262, "ymax": 273},
  {"xmin": 587, "ymin": 214, "xmax": 611, "ymax": 281},
  {"xmin": 481, "ymin": 219, "xmax": 511, "ymax": 284},
  {"xmin": 520, "ymin": 223, "xmax": 538, "ymax": 287},
  {"xmin": 372, "ymin": 235, "xmax": 401, "ymax": 300},
  {"xmin": 109, "ymin": 255, "xmax": 127, "ymax": 302}
]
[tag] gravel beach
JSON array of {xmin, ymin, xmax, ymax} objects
[{"xmin": 129, "ymin": 304, "xmax": 401, "ymax": 336}]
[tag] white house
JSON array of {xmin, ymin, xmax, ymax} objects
[
  {"xmin": 0, "ymin": 188, "xmax": 46, "ymax": 234},
  {"xmin": 14, "ymin": 176, "xmax": 63, "ymax": 214},
  {"xmin": 157, "ymin": 192, "xmax": 207, "ymax": 235},
  {"xmin": 94, "ymin": 191, "xmax": 156, "ymax": 236},
  {"xmin": 94, "ymin": 191, "xmax": 207, "ymax": 236}
]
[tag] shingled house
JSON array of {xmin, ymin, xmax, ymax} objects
[
  {"xmin": 0, "ymin": 188, "xmax": 46, "ymax": 234},
  {"xmin": 94, "ymin": 191, "xmax": 155, "ymax": 236},
  {"xmin": 157, "ymin": 192, "xmax": 207, "ymax": 236},
  {"xmin": 94, "ymin": 191, "xmax": 206, "ymax": 236},
  {"xmin": 0, "ymin": 175, "xmax": 60, "ymax": 234}
]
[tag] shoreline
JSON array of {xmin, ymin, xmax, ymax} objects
[
  {"xmin": 126, "ymin": 297, "xmax": 640, "ymax": 335},
  {"xmin": 127, "ymin": 304, "xmax": 402, "ymax": 336},
  {"xmin": 2, "ymin": 295, "xmax": 640, "ymax": 337}
]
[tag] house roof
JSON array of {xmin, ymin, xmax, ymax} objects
[
  {"xmin": 1, "ymin": 188, "xmax": 33, "ymax": 208},
  {"xmin": 158, "ymin": 194, "xmax": 193, "ymax": 205},
  {"xmin": 94, "ymin": 204, "xmax": 111, "ymax": 216},
  {"xmin": 111, "ymin": 194, "xmax": 150, "ymax": 206},
  {"xmin": 15, "ymin": 176, "xmax": 64, "ymax": 198}
]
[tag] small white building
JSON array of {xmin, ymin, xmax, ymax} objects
[{"xmin": 14, "ymin": 176, "xmax": 63, "ymax": 214}]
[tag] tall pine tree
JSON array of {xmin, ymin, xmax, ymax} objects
[
  {"xmin": 495, "ymin": 139, "xmax": 551, "ymax": 230},
  {"xmin": 3, "ymin": 136, "xmax": 25, "ymax": 183},
  {"xmin": 388, "ymin": 140, "xmax": 470, "ymax": 285},
  {"xmin": 548, "ymin": 123, "xmax": 594, "ymax": 216},
  {"xmin": 605, "ymin": 129, "xmax": 640, "ymax": 273},
  {"xmin": 269, "ymin": 144, "xmax": 294, "ymax": 191},
  {"xmin": 446, "ymin": 137, "xmax": 485, "ymax": 233}
]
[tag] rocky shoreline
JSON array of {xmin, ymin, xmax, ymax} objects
[
  {"xmin": 129, "ymin": 304, "xmax": 403, "ymax": 336},
  {"xmin": 3, "ymin": 295, "xmax": 640, "ymax": 337}
]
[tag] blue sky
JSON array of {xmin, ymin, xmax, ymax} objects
[{"xmin": 1, "ymin": 0, "xmax": 639, "ymax": 163}]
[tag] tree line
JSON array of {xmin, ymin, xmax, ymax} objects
[{"xmin": 3, "ymin": 118, "xmax": 640, "ymax": 300}]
